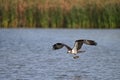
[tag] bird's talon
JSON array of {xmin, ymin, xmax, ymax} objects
[{"xmin": 73, "ymin": 56, "xmax": 79, "ymax": 59}]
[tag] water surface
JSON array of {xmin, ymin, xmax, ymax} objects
[{"xmin": 0, "ymin": 29, "xmax": 120, "ymax": 80}]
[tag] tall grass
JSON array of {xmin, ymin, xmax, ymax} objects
[{"xmin": 0, "ymin": 0, "xmax": 120, "ymax": 28}]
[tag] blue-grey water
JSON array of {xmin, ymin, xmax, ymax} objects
[{"xmin": 0, "ymin": 29, "xmax": 120, "ymax": 80}]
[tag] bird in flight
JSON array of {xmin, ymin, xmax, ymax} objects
[{"xmin": 53, "ymin": 39, "xmax": 97, "ymax": 59}]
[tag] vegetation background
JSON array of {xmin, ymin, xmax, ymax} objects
[{"xmin": 0, "ymin": 0, "xmax": 120, "ymax": 28}]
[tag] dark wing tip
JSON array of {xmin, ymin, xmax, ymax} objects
[
  {"xmin": 52, "ymin": 43, "xmax": 63, "ymax": 50},
  {"xmin": 94, "ymin": 41, "xmax": 97, "ymax": 46},
  {"xmin": 91, "ymin": 41, "xmax": 97, "ymax": 46},
  {"xmin": 53, "ymin": 44, "xmax": 58, "ymax": 50},
  {"xmin": 88, "ymin": 40, "xmax": 97, "ymax": 46}
]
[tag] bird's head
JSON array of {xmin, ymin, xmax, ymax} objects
[{"xmin": 67, "ymin": 50, "xmax": 72, "ymax": 53}]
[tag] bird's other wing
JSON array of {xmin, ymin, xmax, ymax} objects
[
  {"xmin": 73, "ymin": 40, "xmax": 84, "ymax": 51},
  {"xmin": 53, "ymin": 43, "xmax": 72, "ymax": 50},
  {"xmin": 73, "ymin": 39, "xmax": 97, "ymax": 51},
  {"xmin": 83, "ymin": 40, "xmax": 97, "ymax": 46}
]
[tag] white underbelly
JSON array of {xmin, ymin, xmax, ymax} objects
[{"xmin": 72, "ymin": 50, "xmax": 77, "ymax": 54}]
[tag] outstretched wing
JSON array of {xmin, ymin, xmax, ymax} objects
[
  {"xmin": 53, "ymin": 43, "xmax": 72, "ymax": 50},
  {"xmin": 73, "ymin": 39, "xmax": 97, "ymax": 51},
  {"xmin": 73, "ymin": 40, "xmax": 84, "ymax": 51}
]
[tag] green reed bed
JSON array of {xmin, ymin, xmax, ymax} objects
[{"xmin": 0, "ymin": 0, "xmax": 120, "ymax": 28}]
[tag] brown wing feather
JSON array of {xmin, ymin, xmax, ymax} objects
[{"xmin": 73, "ymin": 40, "xmax": 84, "ymax": 51}]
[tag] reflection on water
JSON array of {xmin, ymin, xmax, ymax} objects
[{"xmin": 0, "ymin": 29, "xmax": 120, "ymax": 80}]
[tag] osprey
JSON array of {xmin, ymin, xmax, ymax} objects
[{"xmin": 53, "ymin": 39, "xmax": 97, "ymax": 59}]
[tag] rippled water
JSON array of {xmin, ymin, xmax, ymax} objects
[{"xmin": 0, "ymin": 29, "xmax": 120, "ymax": 80}]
